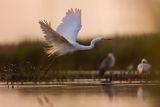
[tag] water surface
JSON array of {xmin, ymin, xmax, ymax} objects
[{"xmin": 0, "ymin": 84, "xmax": 159, "ymax": 107}]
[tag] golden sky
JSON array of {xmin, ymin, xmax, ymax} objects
[{"xmin": 0, "ymin": 0, "xmax": 159, "ymax": 44}]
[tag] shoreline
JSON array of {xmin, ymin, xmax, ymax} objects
[{"xmin": 0, "ymin": 80, "xmax": 160, "ymax": 88}]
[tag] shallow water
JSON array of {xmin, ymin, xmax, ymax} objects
[{"xmin": 0, "ymin": 85, "xmax": 160, "ymax": 107}]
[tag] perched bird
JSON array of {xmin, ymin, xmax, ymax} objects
[
  {"xmin": 127, "ymin": 64, "xmax": 134, "ymax": 71},
  {"xmin": 39, "ymin": 8, "xmax": 111, "ymax": 56},
  {"xmin": 99, "ymin": 53, "xmax": 115, "ymax": 77},
  {"xmin": 137, "ymin": 58, "xmax": 151, "ymax": 74}
]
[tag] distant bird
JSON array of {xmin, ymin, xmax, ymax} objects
[
  {"xmin": 99, "ymin": 53, "xmax": 115, "ymax": 77},
  {"xmin": 127, "ymin": 64, "xmax": 134, "ymax": 71},
  {"xmin": 137, "ymin": 58, "xmax": 151, "ymax": 74},
  {"xmin": 39, "ymin": 8, "xmax": 111, "ymax": 56},
  {"xmin": 126, "ymin": 64, "xmax": 134, "ymax": 83}
]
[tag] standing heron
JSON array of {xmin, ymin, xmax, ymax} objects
[
  {"xmin": 137, "ymin": 58, "xmax": 151, "ymax": 82},
  {"xmin": 99, "ymin": 53, "xmax": 115, "ymax": 80},
  {"xmin": 39, "ymin": 8, "xmax": 111, "ymax": 56}
]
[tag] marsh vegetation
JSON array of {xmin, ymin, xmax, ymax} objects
[{"xmin": 0, "ymin": 34, "xmax": 160, "ymax": 82}]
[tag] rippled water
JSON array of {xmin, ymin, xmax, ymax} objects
[{"xmin": 0, "ymin": 84, "xmax": 160, "ymax": 107}]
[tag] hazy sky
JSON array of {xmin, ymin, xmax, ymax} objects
[{"xmin": 0, "ymin": 0, "xmax": 159, "ymax": 44}]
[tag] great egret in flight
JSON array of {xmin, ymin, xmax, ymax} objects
[{"xmin": 39, "ymin": 8, "xmax": 111, "ymax": 56}]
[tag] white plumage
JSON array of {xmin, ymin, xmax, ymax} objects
[
  {"xmin": 56, "ymin": 8, "xmax": 81, "ymax": 43},
  {"xmin": 39, "ymin": 8, "xmax": 110, "ymax": 56},
  {"xmin": 137, "ymin": 58, "xmax": 151, "ymax": 74}
]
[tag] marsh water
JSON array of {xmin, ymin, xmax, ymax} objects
[{"xmin": 0, "ymin": 84, "xmax": 160, "ymax": 107}]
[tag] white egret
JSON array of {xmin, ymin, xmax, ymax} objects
[
  {"xmin": 39, "ymin": 8, "xmax": 111, "ymax": 56},
  {"xmin": 137, "ymin": 58, "xmax": 151, "ymax": 82},
  {"xmin": 137, "ymin": 58, "xmax": 151, "ymax": 74}
]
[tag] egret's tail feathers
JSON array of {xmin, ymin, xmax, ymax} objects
[
  {"xmin": 44, "ymin": 47, "xmax": 59, "ymax": 57},
  {"xmin": 44, "ymin": 44, "xmax": 70, "ymax": 57}
]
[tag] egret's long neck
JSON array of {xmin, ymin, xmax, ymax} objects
[
  {"xmin": 73, "ymin": 37, "xmax": 102, "ymax": 50},
  {"xmin": 89, "ymin": 38, "xmax": 100, "ymax": 48}
]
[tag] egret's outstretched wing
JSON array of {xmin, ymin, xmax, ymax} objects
[
  {"xmin": 39, "ymin": 20, "xmax": 73, "ymax": 56},
  {"xmin": 56, "ymin": 8, "xmax": 82, "ymax": 42}
]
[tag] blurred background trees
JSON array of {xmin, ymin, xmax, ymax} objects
[{"xmin": 0, "ymin": 33, "xmax": 160, "ymax": 81}]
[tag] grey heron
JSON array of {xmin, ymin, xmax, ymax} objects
[
  {"xmin": 39, "ymin": 8, "xmax": 111, "ymax": 56},
  {"xmin": 99, "ymin": 53, "xmax": 115, "ymax": 77}
]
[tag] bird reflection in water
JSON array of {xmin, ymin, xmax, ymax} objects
[
  {"xmin": 37, "ymin": 95, "xmax": 54, "ymax": 107},
  {"xmin": 137, "ymin": 86, "xmax": 149, "ymax": 100},
  {"xmin": 101, "ymin": 83, "xmax": 117, "ymax": 99}
]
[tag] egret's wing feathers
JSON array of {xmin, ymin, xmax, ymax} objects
[
  {"xmin": 56, "ymin": 8, "xmax": 82, "ymax": 42},
  {"xmin": 39, "ymin": 20, "xmax": 70, "ymax": 44},
  {"xmin": 39, "ymin": 20, "xmax": 73, "ymax": 56}
]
